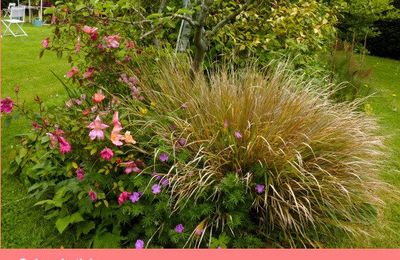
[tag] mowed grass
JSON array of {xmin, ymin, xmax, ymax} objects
[
  {"xmin": 1, "ymin": 24, "xmax": 71, "ymax": 248},
  {"xmin": 1, "ymin": 26, "xmax": 400, "ymax": 247},
  {"xmin": 354, "ymin": 55, "xmax": 400, "ymax": 247}
]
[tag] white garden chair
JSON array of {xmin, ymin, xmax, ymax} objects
[
  {"xmin": 2, "ymin": 3, "xmax": 16, "ymax": 17},
  {"xmin": 2, "ymin": 6, "xmax": 28, "ymax": 37}
]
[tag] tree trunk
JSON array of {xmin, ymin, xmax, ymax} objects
[{"xmin": 176, "ymin": 0, "xmax": 192, "ymax": 52}]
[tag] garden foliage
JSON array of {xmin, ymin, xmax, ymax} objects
[
  {"xmin": 1, "ymin": 0, "xmax": 389, "ymax": 249},
  {"xmin": 44, "ymin": 0, "xmax": 340, "ymax": 70}
]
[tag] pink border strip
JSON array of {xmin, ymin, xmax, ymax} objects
[{"xmin": 1, "ymin": 249, "xmax": 400, "ymax": 260}]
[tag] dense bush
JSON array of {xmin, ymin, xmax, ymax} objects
[
  {"xmin": 2, "ymin": 0, "xmax": 389, "ymax": 249},
  {"xmin": 5, "ymin": 50, "xmax": 386, "ymax": 247}
]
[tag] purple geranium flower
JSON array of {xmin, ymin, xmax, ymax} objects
[
  {"xmin": 130, "ymin": 192, "xmax": 142, "ymax": 203},
  {"xmin": 152, "ymin": 184, "xmax": 161, "ymax": 195},
  {"xmin": 152, "ymin": 172, "xmax": 162, "ymax": 180},
  {"xmin": 161, "ymin": 178, "xmax": 169, "ymax": 186},
  {"xmin": 135, "ymin": 239, "xmax": 144, "ymax": 249},
  {"xmin": 159, "ymin": 152, "xmax": 169, "ymax": 162},
  {"xmin": 255, "ymin": 184, "xmax": 265, "ymax": 194},
  {"xmin": 234, "ymin": 131, "xmax": 242, "ymax": 140},
  {"xmin": 175, "ymin": 224, "xmax": 184, "ymax": 233}
]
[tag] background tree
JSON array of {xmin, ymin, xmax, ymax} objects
[{"xmin": 47, "ymin": 0, "xmax": 340, "ymax": 72}]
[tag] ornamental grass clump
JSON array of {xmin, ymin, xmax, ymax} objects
[{"xmin": 133, "ymin": 58, "xmax": 385, "ymax": 246}]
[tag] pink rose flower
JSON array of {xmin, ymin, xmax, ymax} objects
[
  {"xmin": 118, "ymin": 191, "xmax": 130, "ymax": 205},
  {"xmin": 41, "ymin": 37, "xmax": 49, "ymax": 48},
  {"xmin": 82, "ymin": 25, "xmax": 98, "ymax": 40},
  {"xmin": 89, "ymin": 190, "xmax": 97, "ymax": 201},
  {"xmin": 100, "ymin": 147, "xmax": 114, "ymax": 161},
  {"xmin": 66, "ymin": 67, "xmax": 79, "ymax": 78},
  {"xmin": 124, "ymin": 161, "xmax": 141, "ymax": 174},
  {"xmin": 87, "ymin": 115, "xmax": 109, "ymax": 140},
  {"xmin": 92, "ymin": 90, "xmax": 105, "ymax": 103},
  {"xmin": 83, "ymin": 67, "xmax": 95, "ymax": 79},
  {"xmin": 104, "ymin": 35, "xmax": 120, "ymax": 48},
  {"xmin": 76, "ymin": 167, "xmax": 84, "ymax": 181},
  {"xmin": 0, "ymin": 97, "xmax": 14, "ymax": 114}
]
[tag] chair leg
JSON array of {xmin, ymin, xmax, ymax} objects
[
  {"xmin": 1, "ymin": 22, "xmax": 28, "ymax": 37},
  {"xmin": 1, "ymin": 21, "xmax": 12, "ymax": 36},
  {"xmin": 15, "ymin": 23, "xmax": 28, "ymax": 37}
]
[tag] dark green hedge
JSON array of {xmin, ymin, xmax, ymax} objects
[{"xmin": 368, "ymin": 18, "xmax": 400, "ymax": 60}]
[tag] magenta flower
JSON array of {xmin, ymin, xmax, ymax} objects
[
  {"xmin": 129, "ymin": 192, "xmax": 142, "ymax": 203},
  {"xmin": 87, "ymin": 115, "xmax": 109, "ymax": 140},
  {"xmin": 76, "ymin": 167, "xmax": 84, "ymax": 181},
  {"xmin": 118, "ymin": 191, "xmax": 130, "ymax": 205},
  {"xmin": 151, "ymin": 184, "xmax": 161, "ymax": 195},
  {"xmin": 0, "ymin": 97, "xmax": 14, "ymax": 114},
  {"xmin": 58, "ymin": 136, "xmax": 72, "ymax": 154},
  {"xmin": 135, "ymin": 239, "xmax": 144, "ymax": 249},
  {"xmin": 83, "ymin": 67, "xmax": 95, "ymax": 79},
  {"xmin": 104, "ymin": 35, "xmax": 120, "ymax": 48},
  {"xmin": 89, "ymin": 190, "xmax": 97, "ymax": 201},
  {"xmin": 234, "ymin": 131, "xmax": 242, "ymax": 140},
  {"xmin": 100, "ymin": 148, "xmax": 114, "ymax": 161},
  {"xmin": 255, "ymin": 184, "xmax": 265, "ymax": 194},
  {"xmin": 66, "ymin": 67, "xmax": 79, "ymax": 78},
  {"xmin": 124, "ymin": 161, "xmax": 141, "ymax": 174},
  {"xmin": 175, "ymin": 224, "xmax": 184, "ymax": 233},
  {"xmin": 159, "ymin": 152, "xmax": 169, "ymax": 162},
  {"xmin": 41, "ymin": 37, "xmax": 49, "ymax": 48}
]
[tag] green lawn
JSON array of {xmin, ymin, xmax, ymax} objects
[
  {"xmin": 1, "ymin": 25, "xmax": 71, "ymax": 248},
  {"xmin": 1, "ymin": 25, "xmax": 400, "ymax": 248}
]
